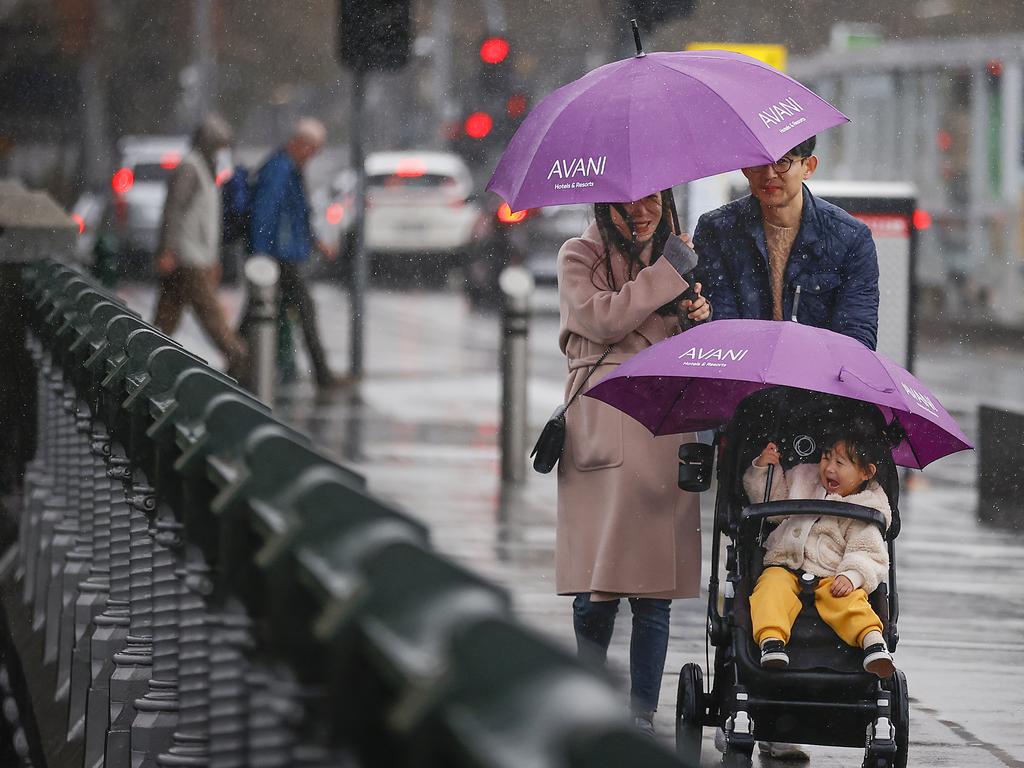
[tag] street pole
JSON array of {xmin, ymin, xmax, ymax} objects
[
  {"xmin": 348, "ymin": 69, "xmax": 367, "ymax": 380},
  {"xmin": 192, "ymin": 0, "xmax": 214, "ymax": 122},
  {"xmin": 499, "ymin": 266, "xmax": 533, "ymax": 485},
  {"xmin": 477, "ymin": 0, "xmax": 507, "ymax": 34},
  {"xmin": 432, "ymin": 0, "xmax": 458, "ymax": 131},
  {"xmin": 80, "ymin": 0, "xmax": 114, "ymax": 188}
]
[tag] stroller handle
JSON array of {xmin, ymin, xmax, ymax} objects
[{"xmin": 741, "ymin": 499, "xmax": 887, "ymax": 535}]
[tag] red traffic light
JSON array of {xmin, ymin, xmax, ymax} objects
[
  {"xmin": 480, "ymin": 36, "xmax": 509, "ymax": 65},
  {"xmin": 464, "ymin": 112, "xmax": 494, "ymax": 139}
]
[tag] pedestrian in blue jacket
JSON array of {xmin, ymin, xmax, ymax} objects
[
  {"xmin": 693, "ymin": 136, "xmax": 880, "ymax": 350},
  {"xmin": 249, "ymin": 117, "xmax": 347, "ymax": 390}
]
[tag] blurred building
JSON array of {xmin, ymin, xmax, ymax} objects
[
  {"xmin": 3, "ymin": 0, "xmax": 1024, "ymax": 321},
  {"xmin": 5, "ymin": 0, "xmax": 1024, "ymax": 192}
]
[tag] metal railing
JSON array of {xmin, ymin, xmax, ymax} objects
[{"xmin": 0, "ymin": 259, "xmax": 682, "ymax": 767}]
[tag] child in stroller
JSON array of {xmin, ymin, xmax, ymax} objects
[
  {"xmin": 744, "ymin": 415, "xmax": 903, "ymax": 679},
  {"xmin": 673, "ymin": 387, "xmax": 911, "ymax": 768}
]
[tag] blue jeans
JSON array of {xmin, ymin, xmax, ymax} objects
[{"xmin": 572, "ymin": 593, "xmax": 672, "ymax": 714}]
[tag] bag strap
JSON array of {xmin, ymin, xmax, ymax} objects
[{"xmin": 566, "ymin": 346, "xmax": 613, "ymax": 408}]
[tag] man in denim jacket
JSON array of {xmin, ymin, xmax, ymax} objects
[
  {"xmin": 695, "ymin": 135, "xmax": 880, "ymax": 761},
  {"xmin": 692, "ymin": 136, "xmax": 879, "ymax": 350}
]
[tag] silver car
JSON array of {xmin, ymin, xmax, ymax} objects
[{"xmin": 313, "ymin": 151, "xmax": 482, "ymax": 282}]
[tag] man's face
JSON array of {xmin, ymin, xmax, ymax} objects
[
  {"xmin": 289, "ymin": 137, "xmax": 323, "ymax": 167},
  {"xmin": 742, "ymin": 153, "xmax": 818, "ymax": 210}
]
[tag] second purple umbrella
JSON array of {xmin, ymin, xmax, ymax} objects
[
  {"xmin": 487, "ymin": 46, "xmax": 849, "ymax": 212},
  {"xmin": 585, "ymin": 319, "xmax": 972, "ymax": 469}
]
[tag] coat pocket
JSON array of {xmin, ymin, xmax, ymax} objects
[
  {"xmin": 794, "ymin": 271, "xmax": 841, "ymax": 325},
  {"xmin": 812, "ymin": 529, "xmax": 845, "ymax": 572},
  {"xmin": 801, "ymin": 271, "xmax": 842, "ymax": 295},
  {"xmin": 567, "ymin": 395, "xmax": 624, "ymax": 471}
]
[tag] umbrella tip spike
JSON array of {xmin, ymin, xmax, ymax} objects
[{"xmin": 630, "ymin": 18, "xmax": 645, "ymax": 57}]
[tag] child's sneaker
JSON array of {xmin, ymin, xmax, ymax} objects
[
  {"xmin": 760, "ymin": 638, "xmax": 789, "ymax": 668},
  {"xmin": 862, "ymin": 643, "xmax": 896, "ymax": 678}
]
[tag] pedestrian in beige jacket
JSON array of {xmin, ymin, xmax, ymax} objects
[
  {"xmin": 153, "ymin": 114, "xmax": 248, "ymax": 379},
  {"xmin": 744, "ymin": 416, "xmax": 903, "ymax": 679},
  {"xmin": 556, "ymin": 190, "xmax": 710, "ymax": 736}
]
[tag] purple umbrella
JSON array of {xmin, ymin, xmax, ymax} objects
[
  {"xmin": 585, "ymin": 319, "xmax": 972, "ymax": 469},
  {"xmin": 487, "ymin": 47, "xmax": 848, "ymax": 212}
]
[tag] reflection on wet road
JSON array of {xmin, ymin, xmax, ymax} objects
[{"xmin": 120, "ymin": 281, "xmax": 1024, "ymax": 767}]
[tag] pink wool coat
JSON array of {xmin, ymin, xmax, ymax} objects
[{"xmin": 555, "ymin": 222, "xmax": 702, "ymax": 600}]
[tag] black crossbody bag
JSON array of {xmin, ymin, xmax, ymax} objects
[{"xmin": 530, "ymin": 347, "xmax": 612, "ymax": 473}]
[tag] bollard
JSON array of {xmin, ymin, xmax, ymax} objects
[
  {"xmin": 977, "ymin": 405, "xmax": 1024, "ymax": 527},
  {"xmin": 498, "ymin": 266, "xmax": 534, "ymax": 485},
  {"xmin": 242, "ymin": 255, "xmax": 280, "ymax": 406}
]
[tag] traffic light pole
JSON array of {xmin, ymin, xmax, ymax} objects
[{"xmin": 348, "ymin": 68, "xmax": 367, "ymax": 380}]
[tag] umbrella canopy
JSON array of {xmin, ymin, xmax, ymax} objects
[
  {"xmin": 585, "ymin": 319, "xmax": 972, "ymax": 469},
  {"xmin": 486, "ymin": 49, "xmax": 849, "ymax": 212}
]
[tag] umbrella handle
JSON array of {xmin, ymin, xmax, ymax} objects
[
  {"xmin": 659, "ymin": 188, "xmax": 700, "ymax": 303},
  {"xmin": 663, "ymin": 188, "xmax": 699, "ymax": 313},
  {"xmin": 665, "ymin": 187, "xmax": 682, "ymax": 236},
  {"xmin": 763, "ymin": 462, "xmax": 774, "ymax": 504}
]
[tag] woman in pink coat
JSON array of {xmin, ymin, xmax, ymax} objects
[{"xmin": 556, "ymin": 190, "xmax": 710, "ymax": 735}]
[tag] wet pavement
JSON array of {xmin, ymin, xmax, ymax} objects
[{"xmin": 117, "ymin": 279, "xmax": 1024, "ymax": 767}]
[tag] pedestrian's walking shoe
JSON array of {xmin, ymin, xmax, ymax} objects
[
  {"xmin": 714, "ymin": 726, "xmax": 728, "ymax": 753},
  {"xmin": 862, "ymin": 643, "xmax": 896, "ymax": 678},
  {"xmin": 758, "ymin": 741, "xmax": 810, "ymax": 761},
  {"xmin": 632, "ymin": 711, "xmax": 656, "ymax": 739},
  {"xmin": 760, "ymin": 638, "xmax": 789, "ymax": 668}
]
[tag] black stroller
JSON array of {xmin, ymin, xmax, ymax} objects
[{"xmin": 673, "ymin": 387, "xmax": 909, "ymax": 768}]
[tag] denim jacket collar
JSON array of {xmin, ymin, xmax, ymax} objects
[{"xmin": 741, "ymin": 185, "xmax": 827, "ymax": 276}]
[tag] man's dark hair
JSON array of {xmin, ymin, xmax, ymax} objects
[{"xmin": 788, "ymin": 135, "xmax": 816, "ymax": 158}]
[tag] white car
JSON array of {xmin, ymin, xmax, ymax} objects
[
  {"xmin": 313, "ymin": 151, "xmax": 481, "ymax": 280},
  {"xmin": 364, "ymin": 151, "xmax": 479, "ymax": 258}
]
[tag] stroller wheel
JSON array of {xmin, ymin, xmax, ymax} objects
[
  {"xmin": 675, "ymin": 663, "xmax": 703, "ymax": 764},
  {"xmin": 889, "ymin": 669, "xmax": 910, "ymax": 768},
  {"xmin": 862, "ymin": 670, "xmax": 909, "ymax": 768}
]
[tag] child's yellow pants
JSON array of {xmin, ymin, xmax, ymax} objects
[{"xmin": 750, "ymin": 566, "xmax": 883, "ymax": 648}]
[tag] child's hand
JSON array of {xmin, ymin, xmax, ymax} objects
[
  {"xmin": 754, "ymin": 442, "xmax": 781, "ymax": 467},
  {"xmin": 830, "ymin": 575, "xmax": 855, "ymax": 597}
]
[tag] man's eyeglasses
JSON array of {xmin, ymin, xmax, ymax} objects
[{"xmin": 753, "ymin": 155, "xmax": 805, "ymax": 175}]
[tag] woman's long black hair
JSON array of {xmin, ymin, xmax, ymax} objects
[{"xmin": 591, "ymin": 190, "xmax": 674, "ymax": 292}]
